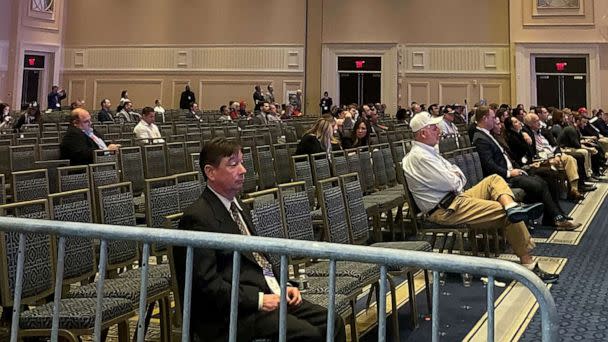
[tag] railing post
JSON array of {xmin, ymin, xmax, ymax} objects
[
  {"xmin": 51, "ymin": 236, "xmax": 67, "ymax": 342},
  {"xmin": 377, "ymin": 265, "xmax": 388, "ymax": 342},
  {"xmin": 279, "ymin": 255, "xmax": 289, "ymax": 342},
  {"xmin": 181, "ymin": 246, "xmax": 194, "ymax": 342},
  {"xmin": 228, "ymin": 251, "xmax": 241, "ymax": 342},
  {"xmin": 9, "ymin": 233, "xmax": 26, "ymax": 342},
  {"xmin": 487, "ymin": 275, "xmax": 495, "ymax": 342},
  {"xmin": 136, "ymin": 243, "xmax": 151, "ymax": 342},
  {"xmin": 94, "ymin": 239, "xmax": 109, "ymax": 342},
  {"xmin": 432, "ymin": 270, "xmax": 440, "ymax": 342}
]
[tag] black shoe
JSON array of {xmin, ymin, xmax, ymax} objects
[
  {"xmin": 532, "ymin": 265, "xmax": 559, "ymax": 284},
  {"xmin": 579, "ymin": 184, "xmax": 597, "ymax": 192},
  {"xmin": 506, "ymin": 203, "xmax": 544, "ymax": 223}
]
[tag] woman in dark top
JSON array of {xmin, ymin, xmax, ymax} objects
[
  {"xmin": 504, "ymin": 116, "xmax": 535, "ymax": 165},
  {"xmin": 14, "ymin": 103, "xmax": 41, "ymax": 132},
  {"xmin": 295, "ymin": 115, "xmax": 340, "ymax": 155},
  {"xmin": 341, "ymin": 118, "xmax": 369, "ymax": 149}
]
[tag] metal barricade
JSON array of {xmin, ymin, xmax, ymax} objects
[{"xmin": 0, "ymin": 217, "xmax": 558, "ymax": 342}]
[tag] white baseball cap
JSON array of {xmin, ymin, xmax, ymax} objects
[{"xmin": 409, "ymin": 111, "xmax": 443, "ymax": 132}]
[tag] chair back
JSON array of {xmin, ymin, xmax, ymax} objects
[
  {"xmin": 272, "ymin": 143, "xmax": 293, "ymax": 184},
  {"xmin": 34, "ymin": 160, "xmax": 70, "ymax": 194},
  {"xmin": 317, "ymin": 177, "xmax": 350, "ymax": 244},
  {"xmin": 291, "ymin": 155, "xmax": 316, "ymax": 208},
  {"xmin": 357, "ymin": 147, "xmax": 375, "ymax": 194},
  {"xmin": 58, "ymin": 165, "xmax": 90, "ymax": 192},
  {"xmin": 38, "ymin": 143, "xmax": 61, "ymax": 161},
  {"xmin": 10, "ymin": 145, "xmax": 37, "ymax": 172},
  {"xmin": 48, "ymin": 189, "xmax": 96, "ymax": 284},
  {"xmin": 119, "ymin": 146, "xmax": 145, "ymax": 195},
  {"xmin": 11, "ymin": 169, "xmax": 50, "ymax": 202},
  {"xmin": 310, "ymin": 152, "xmax": 332, "ymax": 185},
  {"xmin": 145, "ymin": 176, "xmax": 180, "ymax": 256},
  {"xmin": 0, "ymin": 174, "xmax": 5, "ymax": 205},
  {"xmin": 0, "ymin": 199, "xmax": 54, "ymax": 306},
  {"xmin": 93, "ymin": 149, "xmax": 118, "ymax": 164},
  {"xmin": 241, "ymin": 147, "xmax": 257, "ymax": 193},
  {"xmin": 98, "ymin": 182, "xmax": 139, "ymax": 271},
  {"xmin": 339, "ymin": 173, "xmax": 369, "ymax": 245},
  {"xmin": 330, "ymin": 150, "xmax": 349, "ymax": 177},
  {"xmin": 256, "ymin": 145, "xmax": 276, "ymax": 190},
  {"xmin": 167, "ymin": 142, "xmax": 188, "ymax": 175},
  {"xmin": 89, "ymin": 162, "xmax": 120, "ymax": 222},
  {"xmin": 176, "ymin": 172, "xmax": 203, "ymax": 211},
  {"xmin": 143, "ymin": 144, "xmax": 167, "ymax": 179}
]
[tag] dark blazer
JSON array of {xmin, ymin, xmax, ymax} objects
[
  {"xmin": 295, "ymin": 134, "xmax": 324, "ymax": 155},
  {"xmin": 60, "ymin": 126, "xmax": 105, "ymax": 165},
  {"xmin": 506, "ymin": 128, "xmax": 534, "ymax": 165},
  {"xmin": 179, "ymin": 90, "xmax": 196, "ymax": 110},
  {"xmin": 557, "ymin": 126, "xmax": 582, "ymax": 149},
  {"xmin": 97, "ymin": 109, "xmax": 114, "ymax": 122},
  {"xmin": 473, "ymin": 129, "xmax": 521, "ymax": 179},
  {"xmin": 592, "ymin": 118, "xmax": 608, "ymax": 136},
  {"xmin": 173, "ymin": 188, "xmax": 272, "ymax": 342}
]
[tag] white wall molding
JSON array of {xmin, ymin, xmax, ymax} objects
[
  {"xmin": 63, "ymin": 45, "xmax": 305, "ymax": 73},
  {"xmin": 403, "ymin": 44, "xmax": 510, "ymax": 75},
  {"xmin": 92, "ymin": 79, "xmax": 164, "ymax": 107}
]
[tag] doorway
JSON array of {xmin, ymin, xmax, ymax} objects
[
  {"xmin": 534, "ymin": 56, "xmax": 587, "ymax": 109},
  {"xmin": 338, "ymin": 56, "xmax": 381, "ymax": 106},
  {"xmin": 21, "ymin": 54, "xmax": 46, "ymax": 109}
]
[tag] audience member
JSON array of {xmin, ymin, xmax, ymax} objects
[
  {"xmin": 395, "ymin": 108, "xmax": 409, "ymax": 124},
  {"xmin": 70, "ymin": 99, "xmax": 85, "ymax": 110},
  {"xmin": 154, "ymin": 99, "xmax": 166, "ymax": 123},
  {"xmin": 265, "ymin": 84, "xmax": 275, "ymax": 104},
  {"xmin": 117, "ymin": 90, "xmax": 129, "ymax": 112},
  {"xmin": 253, "ymin": 101, "xmax": 270, "ymax": 125},
  {"xmin": 342, "ymin": 118, "xmax": 369, "ymax": 149},
  {"xmin": 267, "ymin": 103, "xmax": 282, "ymax": 123},
  {"xmin": 319, "ymin": 91, "xmax": 333, "ymax": 114},
  {"xmin": 47, "ymin": 85, "xmax": 67, "ymax": 111},
  {"xmin": 60, "ymin": 108, "xmax": 120, "ymax": 165},
  {"xmin": 253, "ymin": 85, "xmax": 265, "ymax": 112},
  {"xmin": 97, "ymin": 99, "xmax": 114, "ymax": 122},
  {"xmin": 558, "ymin": 114, "xmax": 605, "ymax": 178},
  {"xmin": 187, "ymin": 102, "xmax": 203, "ymax": 122},
  {"xmin": 472, "ymin": 106, "xmax": 579, "ymax": 230},
  {"xmin": 172, "ymin": 137, "xmax": 346, "ymax": 342},
  {"xmin": 133, "ymin": 106, "xmax": 164, "ymax": 144},
  {"xmin": 295, "ymin": 115, "xmax": 340, "ymax": 155},
  {"xmin": 179, "ymin": 85, "xmax": 196, "ymax": 110},
  {"xmin": 218, "ymin": 105, "xmax": 232, "ymax": 122},
  {"xmin": 229, "ymin": 101, "xmax": 240, "ymax": 120},
  {"xmin": 438, "ymin": 110, "xmax": 458, "ymax": 136},
  {"xmin": 0, "ymin": 103, "xmax": 13, "ymax": 130},
  {"xmin": 402, "ymin": 113, "xmax": 557, "ymax": 282},
  {"xmin": 15, "ymin": 103, "xmax": 42, "ymax": 131},
  {"xmin": 116, "ymin": 100, "xmax": 141, "ymax": 123}
]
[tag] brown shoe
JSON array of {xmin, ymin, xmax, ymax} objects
[
  {"xmin": 555, "ymin": 220, "xmax": 582, "ymax": 231},
  {"xmin": 568, "ymin": 189, "xmax": 584, "ymax": 201}
]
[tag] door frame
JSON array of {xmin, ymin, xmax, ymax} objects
[
  {"xmin": 514, "ymin": 43, "xmax": 599, "ymax": 109},
  {"xmin": 322, "ymin": 43, "xmax": 398, "ymax": 113},
  {"xmin": 14, "ymin": 42, "xmax": 61, "ymax": 110}
]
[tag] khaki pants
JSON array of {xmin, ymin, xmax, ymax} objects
[
  {"xmin": 562, "ymin": 147, "xmax": 592, "ymax": 177},
  {"xmin": 429, "ymin": 175, "xmax": 534, "ymax": 258},
  {"xmin": 561, "ymin": 154, "xmax": 579, "ymax": 184}
]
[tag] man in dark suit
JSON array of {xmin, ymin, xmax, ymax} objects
[
  {"xmin": 60, "ymin": 108, "xmax": 120, "ymax": 165},
  {"xmin": 179, "ymin": 85, "xmax": 196, "ymax": 110},
  {"xmin": 173, "ymin": 137, "xmax": 346, "ymax": 342},
  {"xmin": 473, "ymin": 107, "xmax": 579, "ymax": 230},
  {"xmin": 47, "ymin": 85, "xmax": 66, "ymax": 111},
  {"xmin": 97, "ymin": 99, "xmax": 114, "ymax": 122}
]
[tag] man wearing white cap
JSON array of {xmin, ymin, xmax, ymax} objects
[{"xmin": 402, "ymin": 112, "xmax": 558, "ymax": 283}]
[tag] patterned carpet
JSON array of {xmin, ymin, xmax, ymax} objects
[{"xmin": 521, "ymin": 195, "xmax": 608, "ymax": 341}]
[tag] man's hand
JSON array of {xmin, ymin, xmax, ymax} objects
[
  {"xmin": 522, "ymin": 132, "xmax": 532, "ymax": 145},
  {"xmin": 286, "ymin": 287, "xmax": 302, "ymax": 307},
  {"xmin": 509, "ymin": 169, "xmax": 525, "ymax": 177},
  {"xmin": 107, "ymin": 144, "xmax": 121, "ymax": 151},
  {"xmin": 261, "ymin": 294, "xmax": 281, "ymax": 312}
]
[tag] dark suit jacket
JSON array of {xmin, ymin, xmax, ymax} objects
[
  {"xmin": 505, "ymin": 129, "xmax": 534, "ymax": 165},
  {"xmin": 473, "ymin": 129, "xmax": 521, "ymax": 179},
  {"xmin": 557, "ymin": 126, "xmax": 582, "ymax": 149},
  {"xmin": 60, "ymin": 126, "xmax": 105, "ymax": 165},
  {"xmin": 97, "ymin": 109, "xmax": 114, "ymax": 122},
  {"xmin": 173, "ymin": 188, "xmax": 273, "ymax": 342},
  {"xmin": 180, "ymin": 91, "xmax": 196, "ymax": 110},
  {"xmin": 593, "ymin": 118, "xmax": 608, "ymax": 136}
]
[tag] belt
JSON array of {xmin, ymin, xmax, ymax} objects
[{"xmin": 427, "ymin": 192, "xmax": 457, "ymax": 217}]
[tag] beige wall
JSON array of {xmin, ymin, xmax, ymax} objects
[
  {"xmin": 0, "ymin": 0, "xmax": 13, "ymax": 103},
  {"xmin": 323, "ymin": 0, "xmax": 509, "ymax": 44},
  {"xmin": 64, "ymin": 0, "xmax": 306, "ymax": 46},
  {"xmin": 510, "ymin": 0, "xmax": 608, "ymax": 108}
]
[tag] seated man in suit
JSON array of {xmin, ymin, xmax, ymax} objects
[
  {"xmin": 558, "ymin": 114, "xmax": 605, "ymax": 178},
  {"xmin": 473, "ymin": 106, "xmax": 579, "ymax": 230},
  {"xmin": 97, "ymin": 98, "xmax": 114, "ymax": 122},
  {"xmin": 173, "ymin": 137, "xmax": 346, "ymax": 342},
  {"xmin": 402, "ymin": 113, "xmax": 557, "ymax": 282},
  {"xmin": 60, "ymin": 108, "xmax": 121, "ymax": 165}
]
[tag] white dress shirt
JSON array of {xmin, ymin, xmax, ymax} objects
[
  {"xmin": 438, "ymin": 118, "xmax": 458, "ymax": 136},
  {"xmin": 133, "ymin": 120, "xmax": 164, "ymax": 143},
  {"xmin": 402, "ymin": 141, "xmax": 466, "ymax": 213}
]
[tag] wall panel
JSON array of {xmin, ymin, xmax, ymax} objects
[
  {"xmin": 68, "ymin": 79, "xmax": 86, "ymax": 104},
  {"xmin": 93, "ymin": 79, "xmax": 163, "ymax": 110}
]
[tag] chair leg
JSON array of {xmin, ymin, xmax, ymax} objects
[
  {"xmin": 349, "ymin": 299, "xmax": 359, "ymax": 342},
  {"xmin": 424, "ymin": 270, "xmax": 432, "ymax": 315},
  {"xmin": 160, "ymin": 297, "xmax": 171, "ymax": 342},
  {"xmin": 387, "ymin": 275, "xmax": 400, "ymax": 342},
  {"xmin": 117, "ymin": 320, "xmax": 131, "ymax": 342},
  {"xmin": 406, "ymin": 271, "xmax": 419, "ymax": 330}
]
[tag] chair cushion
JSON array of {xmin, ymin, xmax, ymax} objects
[
  {"xmin": 68, "ymin": 277, "xmax": 170, "ymax": 303},
  {"xmin": 304, "ymin": 276, "xmax": 363, "ymax": 297},
  {"xmin": 306, "ymin": 261, "xmax": 380, "ymax": 282},
  {"xmin": 20, "ymin": 297, "xmax": 133, "ymax": 330},
  {"xmin": 302, "ymin": 293, "xmax": 351, "ymax": 315},
  {"xmin": 118, "ymin": 264, "xmax": 171, "ymax": 280}
]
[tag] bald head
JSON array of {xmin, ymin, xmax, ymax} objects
[{"xmin": 70, "ymin": 108, "xmax": 92, "ymax": 131}]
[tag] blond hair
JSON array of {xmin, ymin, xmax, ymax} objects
[{"xmin": 305, "ymin": 115, "xmax": 339, "ymax": 149}]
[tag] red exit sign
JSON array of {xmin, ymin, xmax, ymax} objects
[
  {"xmin": 355, "ymin": 60, "xmax": 365, "ymax": 69},
  {"xmin": 555, "ymin": 62, "xmax": 567, "ymax": 71}
]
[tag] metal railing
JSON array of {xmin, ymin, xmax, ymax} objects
[{"xmin": 0, "ymin": 217, "xmax": 558, "ymax": 342}]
